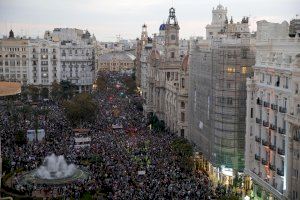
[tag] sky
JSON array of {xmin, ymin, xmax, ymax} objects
[{"xmin": 0, "ymin": 0, "xmax": 299, "ymax": 41}]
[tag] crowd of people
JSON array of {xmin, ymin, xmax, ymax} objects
[{"xmin": 0, "ymin": 72, "xmax": 227, "ymax": 199}]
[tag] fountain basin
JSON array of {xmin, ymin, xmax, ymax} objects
[{"xmin": 19, "ymin": 168, "xmax": 89, "ymax": 186}]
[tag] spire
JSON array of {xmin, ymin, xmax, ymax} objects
[
  {"xmin": 167, "ymin": 7, "xmax": 178, "ymax": 26},
  {"xmin": 225, "ymin": 16, "xmax": 228, "ymax": 24}
]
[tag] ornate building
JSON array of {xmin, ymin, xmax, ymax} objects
[
  {"xmin": 0, "ymin": 30, "xmax": 29, "ymax": 84},
  {"xmin": 141, "ymin": 8, "xmax": 189, "ymax": 137},
  {"xmin": 97, "ymin": 51, "xmax": 135, "ymax": 72},
  {"xmin": 245, "ymin": 20, "xmax": 300, "ymax": 200}
]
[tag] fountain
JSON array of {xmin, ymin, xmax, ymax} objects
[
  {"xmin": 36, "ymin": 154, "xmax": 76, "ymax": 179},
  {"xmin": 18, "ymin": 154, "xmax": 89, "ymax": 186}
]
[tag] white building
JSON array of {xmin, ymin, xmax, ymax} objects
[
  {"xmin": 45, "ymin": 28, "xmax": 96, "ymax": 92},
  {"xmin": 27, "ymin": 39, "xmax": 60, "ymax": 86},
  {"xmin": 245, "ymin": 20, "xmax": 300, "ymax": 200}
]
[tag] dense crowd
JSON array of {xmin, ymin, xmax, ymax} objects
[{"xmin": 0, "ymin": 72, "xmax": 226, "ymax": 199}]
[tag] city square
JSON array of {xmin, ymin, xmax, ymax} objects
[{"xmin": 0, "ymin": 0, "xmax": 299, "ymax": 199}]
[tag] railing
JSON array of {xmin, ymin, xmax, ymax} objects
[
  {"xmin": 263, "ymin": 121, "xmax": 269, "ymax": 127},
  {"xmin": 277, "ymin": 168, "xmax": 284, "ymax": 176},
  {"xmin": 271, "ymin": 104, "xmax": 278, "ymax": 111},
  {"xmin": 269, "ymin": 164, "xmax": 276, "ymax": 171},
  {"xmin": 278, "ymin": 127, "xmax": 286, "ymax": 135},
  {"xmin": 279, "ymin": 106, "xmax": 287, "ymax": 113},
  {"xmin": 269, "ymin": 144, "xmax": 276, "ymax": 151},
  {"xmin": 255, "ymin": 136, "xmax": 261, "ymax": 143},
  {"xmin": 277, "ymin": 148, "xmax": 285, "ymax": 156},
  {"xmin": 255, "ymin": 154, "xmax": 261, "ymax": 161},
  {"xmin": 269, "ymin": 124, "xmax": 277, "ymax": 130},
  {"xmin": 262, "ymin": 139, "xmax": 269, "ymax": 147},
  {"xmin": 262, "ymin": 158, "xmax": 268, "ymax": 165},
  {"xmin": 264, "ymin": 101, "xmax": 270, "ymax": 108},
  {"xmin": 256, "ymin": 118, "xmax": 262, "ymax": 124}
]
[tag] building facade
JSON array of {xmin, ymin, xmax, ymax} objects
[
  {"xmin": 187, "ymin": 4, "xmax": 255, "ymax": 182},
  {"xmin": 245, "ymin": 20, "xmax": 300, "ymax": 200},
  {"xmin": 97, "ymin": 51, "xmax": 135, "ymax": 72},
  {"xmin": 0, "ymin": 30, "xmax": 29, "ymax": 84},
  {"xmin": 140, "ymin": 8, "xmax": 189, "ymax": 137},
  {"xmin": 45, "ymin": 28, "xmax": 96, "ymax": 92},
  {"xmin": 27, "ymin": 39, "xmax": 60, "ymax": 86}
]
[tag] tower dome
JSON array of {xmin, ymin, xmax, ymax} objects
[{"xmin": 159, "ymin": 23, "xmax": 166, "ymax": 31}]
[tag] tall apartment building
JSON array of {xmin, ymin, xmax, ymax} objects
[
  {"xmin": 27, "ymin": 39, "xmax": 60, "ymax": 86},
  {"xmin": 187, "ymin": 4, "xmax": 255, "ymax": 182},
  {"xmin": 0, "ymin": 30, "xmax": 29, "ymax": 84},
  {"xmin": 45, "ymin": 28, "xmax": 95, "ymax": 92},
  {"xmin": 245, "ymin": 20, "xmax": 300, "ymax": 200},
  {"xmin": 140, "ymin": 7, "xmax": 189, "ymax": 136}
]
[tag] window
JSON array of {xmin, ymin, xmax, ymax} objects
[
  {"xmin": 242, "ymin": 66, "xmax": 247, "ymax": 74},
  {"xmin": 251, "ymin": 108, "xmax": 253, "ymax": 118},
  {"xmin": 181, "ymin": 129, "xmax": 185, "ymax": 137},
  {"xmin": 181, "ymin": 102, "xmax": 185, "ymax": 109},
  {"xmin": 171, "ymin": 52, "xmax": 175, "ymax": 58},
  {"xmin": 181, "ymin": 112, "xmax": 185, "ymax": 122},
  {"xmin": 227, "ymin": 97, "xmax": 233, "ymax": 105},
  {"xmin": 171, "ymin": 34, "xmax": 176, "ymax": 40},
  {"xmin": 241, "ymin": 49, "xmax": 247, "ymax": 58},
  {"xmin": 181, "ymin": 78, "xmax": 185, "ymax": 88},
  {"xmin": 227, "ymin": 82, "xmax": 231, "ymax": 88}
]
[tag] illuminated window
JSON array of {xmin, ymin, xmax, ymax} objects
[
  {"xmin": 242, "ymin": 66, "xmax": 247, "ymax": 74},
  {"xmin": 227, "ymin": 67, "xmax": 235, "ymax": 73}
]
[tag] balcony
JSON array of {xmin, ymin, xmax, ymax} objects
[
  {"xmin": 277, "ymin": 168, "xmax": 284, "ymax": 176},
  {"xmin": 262, "ymin": 158, "xmax": 268, "ymax": 166},
  {"xmin": 269, "ymin": 164, "xmax": 276, "ymax": 171},
  {"xmin": 277, "ymin": 148, "xmax": 285, "ymax": 156},
  {"xmin": 278, "ymin": 127, "xmax": 286, "ymax": 135},
  {"xmin": 255, "ymin": 136, "xmax": 261, "ymax": 143},
  {"xmin": 263, "ymin": 121, "xmax": 269, "ymax": 127},
  {"xmin": 262, "ymin": 139, "xmax": 270, "ymax": 147},
  {"xmin": 269, "ymin": 144, "xmax": 276, "ymax": 151},
  {"xmin": 257, "ymin": 98, "xmax": 262, "ymax": 105},
  {"xmin": 264, "ymin": 101, "xmax": 270, "ymax": 108},
  {"xmin": 255, "ymin": 154, "xmax": 261, "ymax": 161},
  {"xmin": 279, "ymin": 106, "xmax": 287, "ymax": 113},
  {"xmin": 271, "ymin": 104, "xmax": 278, "ymax": 111},
  {"xmin": 256, "ymin": 118, "xmax": 262, "ymax": 124},
  {"xmin": 269, "ymin": 124, "xmax": 277, "ymax": 130}
]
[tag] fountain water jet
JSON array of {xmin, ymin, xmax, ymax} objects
[{"xmin": 36, "ymin": 154, "xmax": 76, "ymax": 179}]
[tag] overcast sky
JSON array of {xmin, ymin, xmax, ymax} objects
[{"xmin": 0, "ymin": 0, "xmax": 299, "ymax": 41}]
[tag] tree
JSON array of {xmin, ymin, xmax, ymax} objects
[
  {"xmin": 18, "ymin": 105, "xmax": 32, "ymax": 122},
  {"xmin": 28, "ymin": 85, "xmax": 40, "ymax": 101},
  {"xmin": 60, "ymin": 80, "xmax": 75, "ymax": 100},
  {"xmin": 51, "ymin": 80, "xmax": 62, "ymax": 100},
  {"xmin": 15, "ymin": 130, "xmax": 27, "ymax": 146},
  {"xmin": 171, "ymin": 138, "xmax": 194, "ymax": 171},
  {"xmin": 124, "ymin": 77, "xmax": 136, "ymax": 94},
  {"xmin": 96, "ymin": 76, "xmax": 107, "ymax": 91},
  {"xmin": 63, "ymin": 93, "xmax": 98, "ymax": 127},
  {"xmin": 40, "ymin": 87, "xmax": 49, "ymax": 99}
]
